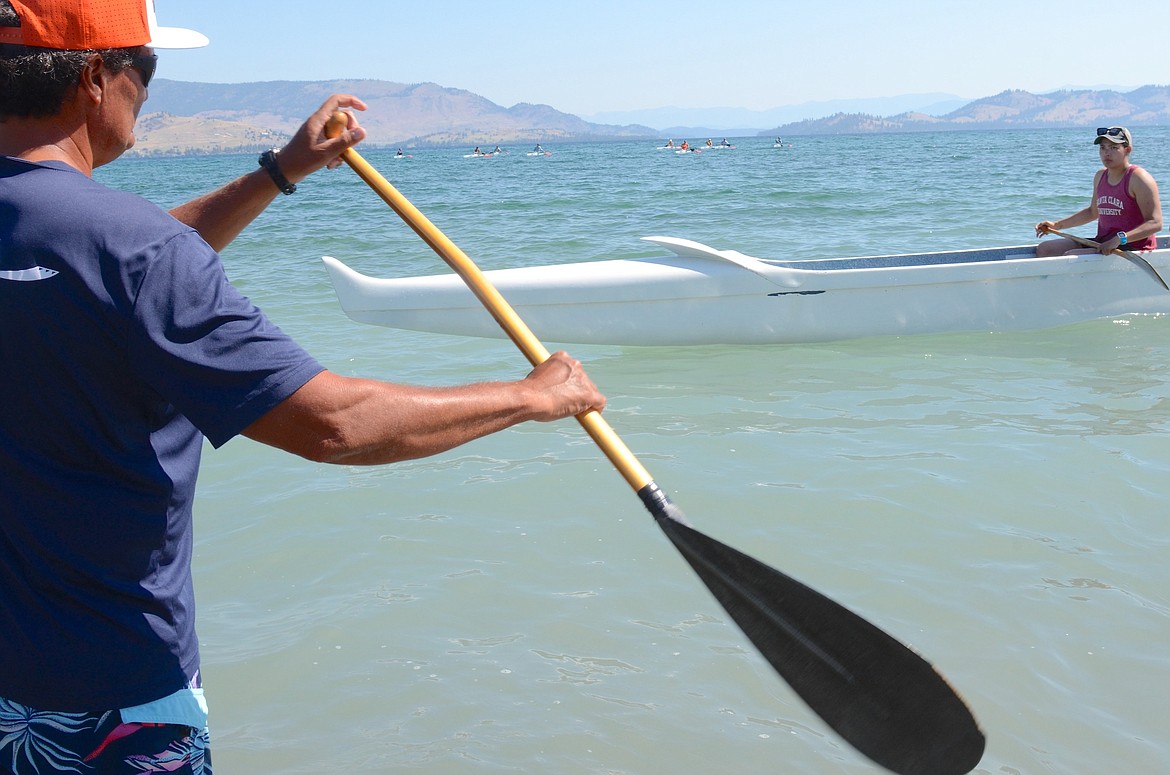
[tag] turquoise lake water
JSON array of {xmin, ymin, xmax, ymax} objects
[{"xmin": 96, "ymin": 127, "xmax": 1170, "ymax": 773}]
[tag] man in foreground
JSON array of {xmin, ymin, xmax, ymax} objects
[{"xmin": 0, "ymin": 1, "xmax": 604, "ymax": 772}]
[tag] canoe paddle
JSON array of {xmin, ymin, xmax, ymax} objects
[
  {"xmin": 1044, "ymin": 227, "xmax": 1169, "ymax": 290},
  {"xmin": 324, "ymin": 112, "xmax": 985, "ymax": 774}
]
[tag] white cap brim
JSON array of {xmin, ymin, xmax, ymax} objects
[{"xmin": 146, "ymin": 2, "xmax": 209, "ymax": 49}]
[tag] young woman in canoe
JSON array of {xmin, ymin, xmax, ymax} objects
[{"xmin": 1034, "ymin": 126, "xmax": 1163, "ymax": 256}]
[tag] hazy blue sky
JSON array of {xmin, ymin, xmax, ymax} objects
[{"xmin": 156, "ymin": 0, "xmax": 1170, "ymax": 117}]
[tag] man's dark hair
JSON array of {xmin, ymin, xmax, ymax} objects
[{"xmin": 1, "ymin": 0, "xmax": 136, "ymax": 119}]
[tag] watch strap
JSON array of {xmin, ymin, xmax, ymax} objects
[{"xmin": 258, "ymin": 149, "xmax": 296, "ymax": 195}]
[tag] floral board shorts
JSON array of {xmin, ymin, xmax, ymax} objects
[{"xmin": 0, "ymin": 697, "xmax": 211, "ymax": 774}]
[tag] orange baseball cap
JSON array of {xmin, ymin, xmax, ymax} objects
[{"xmin": 0, "ymin": 0, "xmax": 208, "ymax": 49}]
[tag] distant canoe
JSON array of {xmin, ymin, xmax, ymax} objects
[{"xmin": 322, "ymin": 236, "xmax": 1170, "ymax": 346}]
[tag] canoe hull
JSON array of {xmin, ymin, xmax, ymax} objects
[{"xmin": 322, "ymin": 237, "xmax": 1170, "ymax": 346}]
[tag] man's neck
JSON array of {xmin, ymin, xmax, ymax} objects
[{"xmin": 0, "ymin": 115, "xmax": 94, "ymax": 175}]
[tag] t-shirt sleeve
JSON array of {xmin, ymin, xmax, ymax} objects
[{"xmin": 127, "ymin": 231, "xmax": 325, "ymax": 448}]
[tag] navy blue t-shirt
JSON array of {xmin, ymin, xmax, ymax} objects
[{"xmin": 0, "ymin": 157, "xmax": 325, "ymax": 710}]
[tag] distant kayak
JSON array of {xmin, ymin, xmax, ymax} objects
[{"xmin": 526, "ymin": 151, "xmax": 552, "ymax": 157}]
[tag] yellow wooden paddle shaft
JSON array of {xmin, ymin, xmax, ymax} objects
[
  {"xmin": 324, "ymin": 112, "xmax": 654, "ymax": 492},
  {"xmin": 1048, "ymin": 226, "xmax": 1139, "ymax": 259}
]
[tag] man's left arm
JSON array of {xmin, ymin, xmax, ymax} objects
[{"xmin": 168, "ymin": 95, "xmax": 368, "ymax": 252}]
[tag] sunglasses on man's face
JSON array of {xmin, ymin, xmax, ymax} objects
[{"xmin": 131, "ymin": 52, "xmax": 158, "ymax": 88}]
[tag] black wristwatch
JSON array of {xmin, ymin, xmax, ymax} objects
[{"xmin": 258, "ymin": 149, "xmax": 296, "ymax": 195}]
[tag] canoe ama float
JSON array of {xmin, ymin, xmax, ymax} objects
[{"xmin": 321, "ymin": 236, "xmax": 1170, "ymax": 346}]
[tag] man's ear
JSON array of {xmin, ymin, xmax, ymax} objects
[{"xmin": 77, "ymin": 53, "xmax": 107, "ymax": 107}]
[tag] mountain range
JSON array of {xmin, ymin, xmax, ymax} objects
[
  {"xmin": 584, "ymin": 93, "xmax": 971, "ymax": 137},
  {"xmin": 128, "ymin": 80, "xmax": 1170, "ymax": 156},
  {"xmin": 133, "ymin": 78, "xmax": 655, "ymax": 156},
  {"xmin": 777, "ymin": 85, "xmax": 1170, "ymax": 135}
]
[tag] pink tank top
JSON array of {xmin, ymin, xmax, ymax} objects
[{"xmin": 1095, "ymin": 165, "xmax": 1157, "ymax": 250}]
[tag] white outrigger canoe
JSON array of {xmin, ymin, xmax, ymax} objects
[{"xmin": 321, "ymin": 235, "xmax": 1170, "ymax": 346}]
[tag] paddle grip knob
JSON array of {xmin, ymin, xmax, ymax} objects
[{"xmin": 325, "ymin": 110, "xmax": 349, "ymax": 140}]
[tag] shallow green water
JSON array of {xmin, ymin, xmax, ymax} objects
[{"xmin": 97, "ymin": 127, "xmax": 1170, "ymax": 773}]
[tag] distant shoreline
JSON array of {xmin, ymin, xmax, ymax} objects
[
  {"xmin": 128, "ymin": 81, "xmax": 1170, "ymax": 158},
  {"xmin": 122, "ymin": 124, "xmax": 1170, "ymax": 161}
]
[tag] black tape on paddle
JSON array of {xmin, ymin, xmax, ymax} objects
[{"xmin": 636, "ymin": 480, "xmax": 692, "ymax": 527}]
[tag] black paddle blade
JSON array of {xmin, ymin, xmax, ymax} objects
[{"xmin": 637, "ymin": 482, "xmax": 985, "ymax": 775}]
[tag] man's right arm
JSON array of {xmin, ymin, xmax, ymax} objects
[{"xmin": 242, "ymin": 352, "xmax": 605, "ymax": 465}]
